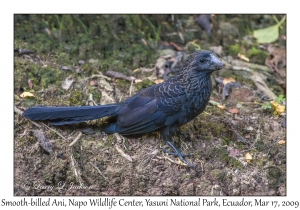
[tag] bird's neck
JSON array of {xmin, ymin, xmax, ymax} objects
[{"xmin": 173, "ymin": 70, "xmax": 212, "ymax": 93}]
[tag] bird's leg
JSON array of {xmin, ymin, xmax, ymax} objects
[{"xmin": 161, "ymin": 140, "xmax": 194, "ymax": 167}]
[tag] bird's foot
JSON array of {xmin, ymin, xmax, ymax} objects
[
  {"xmin": 161, "ymin": 148, "xmax": 192, "ymax": 157},
  {"xmin": 161, "ymin": 140, "xmax": 194, "ymax": 168}
]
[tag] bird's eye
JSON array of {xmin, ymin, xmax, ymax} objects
[{"xmin": 200, "ymin": 58, "xmax": 204, "ymax": 63}]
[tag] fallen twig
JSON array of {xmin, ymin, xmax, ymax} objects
[
  {"xmin": 228, "ymin": 58, "xmax": 271, "ymax": 73},
  {"xmin": 70, "ymin": 150, "xmax": 79, "ymax": 178},
  {"xmin": 114, "ymin": 144, "xmax": 132, "ymax": 162},
  {"xmin": 67, "ymin": 147, "xmax": 84, "ymax": 184},
  {"xmin": 69, "ymin": 132, "xmax": 83, "ymax": 147},
  {"xmin": 41, "ymin": 123, "xmax": 67, "ymax": 140},
  {"xmin": 129, "ymin": 80, "xmax": 133, "ymax": 97},
  {"xmin": 156, "ymin": 155, "xmax": 188, "ymax": 167},
  {"xmin": 105, "ymin": 70, "xmax": 134, "ymax": 82},
  {"xmin": 86, "ymin": 74, "xmax": 111, "ymax": 81},
  {"xmin": 90, "ymin": 162, "xmax": 108, "ymax": 180}
]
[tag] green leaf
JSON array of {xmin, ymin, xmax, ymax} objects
[
  {"xmin": 253, "ymin": 15, "xmax": 286, "ymax": 43},
  {"xmin": 274, "ymin": 94, "xmax": 285, "ymax": 103},
  {"xmin": 262, "ymin": 102, "xmax": 271, "ymax": 110},
  {"xmin": 253, "ymin": 24, "xmax": 279, "ymax": 43}
]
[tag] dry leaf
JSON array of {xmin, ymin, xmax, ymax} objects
[
  {"xmin": 222, "ymin": 77, "xmax": 236, "ymax": 85},
  {"xmin": 237, "ymin": 53, "xmax": 250, "ymax": 62},
  {"xmin": 270, "ymin": 101, "xmax": 285, "ymax": 116},
  {"xmin": 20, "ymin": 92, "xmax": 34, "ymax": 98},
  {"xmin": 33, "ymin": 130, "xmax": 52, "ymax": 153},
  {"xmin": 209, "ymin": 100, "xmax": 226, "ymax": 110},
  {"xmin": 154, "ymin": 79, "xmax": 164, "ymax": 84},
  {"xmin": 278, "ymin": 140, "xmax": 285, "ymax": 144},
  {"xmin": 245, "ymin": 153, "xmax": 252, "ymax": 163},
  {"xmin": 61, "ymin": 75, "xmax": 74, "ymax": 90},
  {"xmin": 170, "ymin": 42, "xmax": 183, "ymax": 51},
  {"xmin": 228, "ymin": 108, "xmax": 239, "ymax": 114},
  {"xmin": 217, "ymin": 104, "xmax": 226, "ymax": 110},
  {"xmin": 134, "ymin": 79, "xmax": 143, "ymax": 84},
  {"xmin": 99, "ymin": 79, "xmax": 113, "ymax": 91}
]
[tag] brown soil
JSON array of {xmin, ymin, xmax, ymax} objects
[{"xmin": 14, "ymin": 73, "xmax": 286, "ymax": 196}]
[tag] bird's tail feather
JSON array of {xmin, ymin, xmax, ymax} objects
[{"xmin": 23, "ymin": 104, "xmax": 121, "ymax": 125}]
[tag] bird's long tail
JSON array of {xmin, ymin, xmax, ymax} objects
[{"xmin": 22, "ymin": 104, "xmax": 121, "ymax": 125}]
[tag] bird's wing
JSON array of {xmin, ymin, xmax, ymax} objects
[{"xmin": 115, "ymin": 82, "xmax": 185, "ymax": 135}]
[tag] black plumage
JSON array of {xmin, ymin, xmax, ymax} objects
[{"xmin": 23, "ymin": 50, "xmax": 223, "ymax": 167}]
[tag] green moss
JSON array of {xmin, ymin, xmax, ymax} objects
[
  {"xmin": 66, "ymin": 90, "xmax": 84, "ymax": 106},
  {"xmin": 229, "ymin": 157, "xmax": 243, "ymax": 169},
  {"xmin": 14, "ymin": 14, "xmax": 160, "ymax": 77},
  {"xmin": 254, "ymin": 140, "xmax": 264, "ymax": 152},
  {"xmin": 23, "ymin": 98, "xmax": 37, "ymax": 108},
  {"xmin": 210, "ymin": 147, "xmax": 243, "ymax": 169},
  {"xmin": 87, "ymin": 88, "xmax": 102, "ymax": 103},
  {"xmin": 116, "ymin": 79, "xmax": 131, "ymax": 90},
  {"xmin": 221, "ymin": 137, "xmax": 232, "ymax": 146},
  {"xmin": 246, "ymin": 47, "xmax": 268, "ymax": 64},
  {"xmin": 228, "ymin": 43, "xmax": 242, "ymax": 56},
  {"xmin": 134, "ymin": 79, "xmax": 155, "ymax": 91},
  {"xmin": 266, "ymin": 166, "xmax": 283, "ymax": 189}
]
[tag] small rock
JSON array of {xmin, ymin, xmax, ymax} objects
[
  {"xmin": 165, "ymin": 178, "xmax": 173, "ymax": 188},
  {"xmin": 281, "ymin": 117, "xmax": 286, "ymax": 128},
  {"xmin": 232, "ymin": 188, "xmax": 239, "ymax": 195},
  {"xmin": 61, "ymin": 66, "xmax": 72, "ymax": 71},
  {"xmin": 155, "ymin": 179, "xmax": 161, "ymax": 185},
  {"xmin": 264, "ymin": 122, "xmax": 270, "ymax": 131},
  {"xmin": 19, "ymin": 48, "xmax": 34, "ymax": 55},
  {"xmin": 246, "ymin": 126, "xmax": 254, "ymax": 131},
  {"xmin": 75, "ymin": 68, "xmax": 82, "ymax": 74},
  {"xmin": 209, "ymin": 46, "xmax": 223, "ymax": 56},
  {"xmin": 153, "ymin": 167, "xmax": 159, "ymax": 174},
  {"xmin": 78, "ymin": 60, "xmax": 85, "ymax": 65},
  {"xmin": 88, "ymin": 58, "xmax": 99, "ymax": 64}
]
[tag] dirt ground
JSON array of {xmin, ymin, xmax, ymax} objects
[{"xmin": 14, "ymin": 60, "xmax": 286, "ymax": 196}]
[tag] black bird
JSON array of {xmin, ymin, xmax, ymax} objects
[{"xmin": 23, "ymin": 50, "xmax": 223, "ymax": 167}]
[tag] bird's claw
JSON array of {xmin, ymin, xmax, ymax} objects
[
  {"xmin": 161, "ymin": 141, "xmax": 194, "ymax": 168},
  {"xmin": 161, "ymin": 148, "xmax": 192, "ymax": 157}
]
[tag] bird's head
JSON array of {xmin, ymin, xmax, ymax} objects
[{"xmin": 186, "ymin": 50, "xmax": 223, "ymax": 72}]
